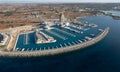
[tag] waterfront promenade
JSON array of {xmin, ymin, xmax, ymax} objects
[{"xmin": 0, "ymin": 27, "xmax": 109, "ymax": 58}]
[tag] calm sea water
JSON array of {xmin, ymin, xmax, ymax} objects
[
  {"xmin": 0, "ymin": 16, "xmax": 120, "ymax": 72},
  {"xmin": 104, "ymin": 10, "xmax": 120, "ymax": 16}
]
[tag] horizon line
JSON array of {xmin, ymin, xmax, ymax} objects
[{"xmin": 0, "ymin": 2, "xmax": 120, "ymax": 4}]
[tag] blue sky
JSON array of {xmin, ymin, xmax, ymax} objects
[{"xmin": 0, "ymin": 0, "xmax": 120, "ymax": 3}]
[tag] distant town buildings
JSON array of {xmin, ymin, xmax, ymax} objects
[{"xmin": 113, "ymin": 6, "xmax": 120, "ymax": 10}]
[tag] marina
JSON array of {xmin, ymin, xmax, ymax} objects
[
  {"xmin": 0, "ymin": 26, "xmax": 109, "ymax": 57},
  {"xmin": 14, "ymin": 23, "xmax": 104, "ymax": 52},
  {"xmin": 0, "ymin": 9, "xmax": 110, "ymax": 58}
]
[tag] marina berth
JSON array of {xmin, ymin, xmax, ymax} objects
[{"xmin": 0, "ymin": 27, "xmax": 109, "ymax": 57}]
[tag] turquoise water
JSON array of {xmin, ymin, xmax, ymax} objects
[
  {"xmin": 0, "ymin": 16, "xmax": 120, "ymax": 72},
  {"xmin": 15, "ymin": 23, "xmax": 102, "ymax": 51}
]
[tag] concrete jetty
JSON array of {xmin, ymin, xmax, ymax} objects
[
  {"xmin": 0, "ymin": 27, "xmax": 109, "ymax": 58},
  {"xmin": 45, "ymin": 29, "xmax": 66, "ymax": 40},
  {"xmin": 54, "ymin": 28, "xmax": 76, "ymax": 37},
  {"xmin": 25, "ymin": 33, "xmax": 28, "ymax": 44}
]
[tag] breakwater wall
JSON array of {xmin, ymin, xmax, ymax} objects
[{"xmin": 0, "ymin": 27, "xmax": 109, "ymax": 58}]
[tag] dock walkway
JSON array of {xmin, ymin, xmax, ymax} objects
[{"xmin": 0, "ymin": 27, "xmax": 109, "ymax": 58}]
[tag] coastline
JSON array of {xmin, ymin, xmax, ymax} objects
[{"xmin": 0, "ymin": 27, "xmax": 109, "ymax": 58}]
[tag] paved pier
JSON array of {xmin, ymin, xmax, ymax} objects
[
  {"xmin": 45, "ymin": 29, "xmax": 66, "ymax": 40},
  {"xmin": 64, "ymin": 26, "xmax": 80, "ymax": 33},
  {"xmin": 54, "ymin": 28, "xmax": 76, "ymax": 37},
  {"xmin": 25, "ymin": 33, "xmax": 28, "ymax": 44},
  {"xmin": 0, "ymin": 27, "xmax": 109, "ymax": 58}
]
